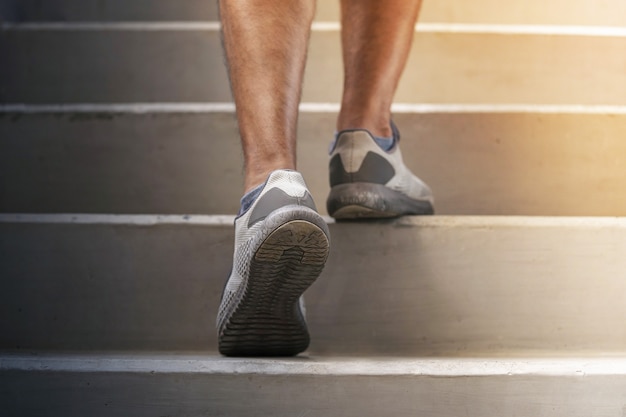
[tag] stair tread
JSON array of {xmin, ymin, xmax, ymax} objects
[
  {"xmin": 3, "ymin": 213, "xmax": 626, "ymax": 227},
  {"xmin": 4, "ymin": 352, "xmax": 626, "ymax": 376},
  {"xmin": 4, "ymin": 353, "xmax": 626, "ymax": 417}
]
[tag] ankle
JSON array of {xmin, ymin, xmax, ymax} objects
[
  {"xmin": 336, "ymin": 113, "xmax": 392, "ymax": 138},
  {"xmin": 244, "ymin": 161, "xmax": 295, "ymax": 194}
]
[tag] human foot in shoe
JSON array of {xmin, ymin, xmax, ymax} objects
[
  {"xmin": 218, "ymin": 170, "xmax": 330, "ymax": 356},
  {"xmin": 327, "ymin": 123, "xmax": 434, "ymax": 219}
]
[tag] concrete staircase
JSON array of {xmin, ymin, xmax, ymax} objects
[{"xmin": 1, "ymin": 1, "xmax": 626, "ymax": 416}]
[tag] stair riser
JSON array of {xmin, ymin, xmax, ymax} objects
[
  {"xmin": 0, "ymin": 0, "xmax": 18, "ymax": 21},
  {"xmin": 2, "ymin": 30, "xmax": 626, "ymax": 104},
  {"xmin": 2, "ymin": 111, "xmax": 626, "ymax": 216},
  {"xmin": 2, "ymin": 218, "xmax": 625, "ymax": 354},
  {"xmin": 2, "ymin": 370, "xmax": 625, "ymax": 417},
  {"xmin": 10, "ymin": 0, "xmax": 217, "ymax": 22},
  {"xmin": 10, "ymin": 0, "xmax": 626, "ymax": 26}
]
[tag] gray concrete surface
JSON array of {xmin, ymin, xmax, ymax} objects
[
  {"xmin": 1, "ymin": 215, "xmax": 626, "ymax": 355},
  {"xmin": 0, "ymin": 0, "xmax": 18, "ymax": 21},
  {"xmin": 2, "ymin": 354, "xmax": 626, "ymax": 417},
  {"xmin": 2, "ymin": 28, "xmax": 626, "ymax": 105},
  {"xmin": 2, "ymin": 111, "xmax": 626, "ymax": 216},
  {"xmin": 9, "ymin": 0, "xmax": 218, "ymax": 22},
  {"xmin": 9, "ymin": 0, "xmax": 626, "ymax": 26},
  {"xmin": 4, "ymin": 3, "xmax": 626, "ymax": 415}
]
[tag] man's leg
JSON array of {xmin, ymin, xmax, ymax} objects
[
  {"xmin": 337, "ymin": 0, "xmax": 422, "ymax": 137},
  {"xmin": 219, "ymin": 0, "xmax": 314, "ymax": 192},
  {"xmin": 327, "ymin": 0, "xmax": 435, "ymax": 219},
  {"xmin": 217, "ymin": 1, "xmax": 330, "ymax": 357}
]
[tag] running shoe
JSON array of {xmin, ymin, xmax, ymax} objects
[
  {"xmin": 327, "ymin": 123, "xmax": 434, "ymax": 219},
  {"xmin": 218, "ymin": 169, "xmax": 330, "ymax": 356}
]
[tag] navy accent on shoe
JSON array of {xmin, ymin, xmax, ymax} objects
[
  {"xmin": 372, "ymin": 134, "xmax": 394, "ymax": 151},
  {"xmin": 237, "ymin": 183, "xmax": 264, "ymax": 217}
]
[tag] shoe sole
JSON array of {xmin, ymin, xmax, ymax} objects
[
  {"xmin": 218, "ymin": 210, "xmax": 330, "ymax": 357},
  {"xmin": 327, "ymin": 182, "xmax": 434, "ymax": 220}
]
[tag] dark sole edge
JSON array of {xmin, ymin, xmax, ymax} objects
[{"xmin": 327, "ymin": 182, "xmax": 434, "ymax": 220}]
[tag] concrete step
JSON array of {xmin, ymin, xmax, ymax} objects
[
  {"xmin": 8, "ymin": 0, "xmax": 626, "ymax": 26},
  {"xmin": 2, "ymin": 26, "xmax": 626, "ymax": 104},
  {"xmin": 2, "ymin": 214, "xmax": 625, "ymax": 355},
  {"xmin": 2, "ymin": 109, "xmax": 626, "ymax": 216},
  {"xmin": 2, "ymin": 353, "xmax": 626, "ymax": 417}
]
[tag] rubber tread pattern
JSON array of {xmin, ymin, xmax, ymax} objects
[{"xmin": 219, "ymin": 208, "xmax": 330, "ymax": 357}]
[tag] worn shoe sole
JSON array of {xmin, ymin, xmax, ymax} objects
[
  {"xmin": 218, "ymin": 208, "xmax": 330, "ymax": 357},
  {"xmin": 327, "ymin": 182, "xmax": 434, "ymax": 220}
]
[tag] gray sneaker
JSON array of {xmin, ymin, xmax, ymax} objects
[
  {"xmin": 327, "ymin": 125, "xmax": 434, "ymax": 219},
  {"xmin": 217, "ymin": 169, "xmax": 330, "ymax": 356}
]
